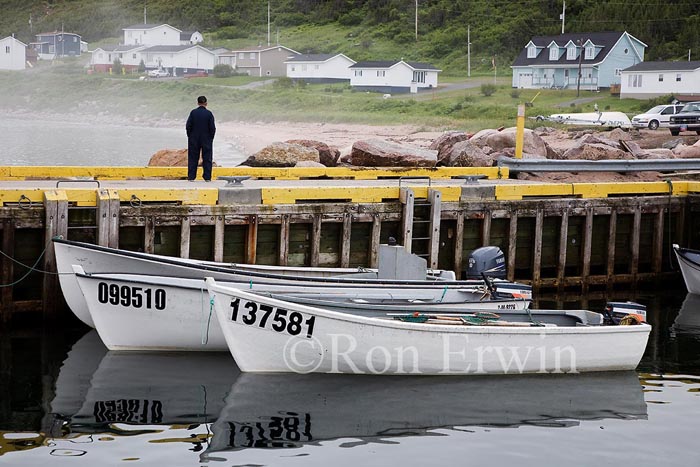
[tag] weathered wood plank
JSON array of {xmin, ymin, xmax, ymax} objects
[
  {"xmin": 340, "ymin": 213, "xmax": 352, "ymax": 268},
  {"xmin": 214, "ymin": 215, "xmax": 225, "ymax": 262},
  {"xmin": 278, "ymin": 214, "xmax": 290, "ymax": 266},
  {"xmin": 507, "ymin": 211, "xmax": 518, "ymax": 282},
  {"xmin": 652, "ymin": 209, "xmax": 664, "ymax": 273},
  {"xmin": 607, "ymin": 210, "xmax": 617, "ymax": 279},
  {"xmin": 631, "ymin": 207, "xmax": 642, "ymax": 277},
  {"xmin": 428, "ymin": 189, "xmax": 442, "ymax": 270},
  {"xmin": 43, "ymin": 190, "xmax": 68, "ymax": 321},
  {"xmin": 557, "ymin": 209, "xmax": 569, "ymax": 290},
  {"xmin": 144, "ymin": 216, "xmax": 155, "ymax": 254},
  {"xmin": 454, "ymin": 210, "xmax": 465, "ymax": 279},
  {"xmin": 370, "ymin": 214, "xmax": 381, "ymax": 268},
  {"xmin": 400, "ymin": 188, "xmax": 414, "ymax": 252},
  {"xmin": 1, "ymin": 222, "xmax": 14, "ymax": 324},
  {"xmin": 581, "ymin": 207, "xmax": 594, "ymax": 292},
  {"xmin": 532, "ymin": 208, "xmax": 543, "ymax": 286},
  {"xmin": 481, "ymin": 210, "xmax": 492, "ymax": 246},
  {"xmin": 310, "ymin": 215, "xmax": 322, "ymax": 267},
  {"xmin": 180, "ymin": 217, "xmax": 191, "ymax": 259},
  {"xmin": 246, "ymin": 215, "xmax": 258, "ymax": 264}
]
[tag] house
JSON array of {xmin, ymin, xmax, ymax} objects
[
  {"xmin": 0, "ymin": 36, "xmax": 27, "ymax": 70},
  {"xmin": 349, "ymin": 60, "xmax": 440, "ymax": 93},
  {"xmin": 285, "ymin": 53, "xmax": 356, "ymax": 83},
  {"xmin": 91, "ymin": 45, "xmax": 147, "ymax": 72},
  {"xmin": 139, "ymin": 45, "xmax": 216, "ymax": 76},
  {"xmin": 511, "ymin": 31, "xmax": 646, "ymax": 90},
  {"xmin": 219, "ymin": 45, "xmax": 300, "ymax": 77},
  {"xmin": 31, "ymin": 31, "xmax": 82, "ymax": 59},
  {"xmin": 122, "ymin": 23, "xmax": 203, "ymax": 47},
  {"xmin": 620, "ymin": 61, "xmax": 700, "ymax": 99}
]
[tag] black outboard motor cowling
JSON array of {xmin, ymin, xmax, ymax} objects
[{"xmin": 465, "ymin": 246, "xmax": 506, "ymax": 279}]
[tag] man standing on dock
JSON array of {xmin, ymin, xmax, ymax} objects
[{"xmin": 186, "ymin": 95, "xmax": 216, "ymax": 181}]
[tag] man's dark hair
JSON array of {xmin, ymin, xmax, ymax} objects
[{"xmin": 197, "ymin": 96, "xmax": 207, "ymax": 104}]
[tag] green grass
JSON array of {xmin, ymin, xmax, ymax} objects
[{"xmin": 0, "ymin": 66, "xmax": 656, "ymax": 133}]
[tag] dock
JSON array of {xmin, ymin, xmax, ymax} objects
[{"xmin": 0, "ymin": 166, "xmax": 697, "ymax": 322}]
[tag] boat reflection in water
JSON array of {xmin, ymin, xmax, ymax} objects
[
  {"xmin": 672, "ymin": 293, "xmax": 700, "ymax": 335},
  {"xmin": 50, "ymin": 331, "xmax": 239, "ymax": 433},
  {"xmin": 206, "ymin": 371, "xmax": 647, "ymax": 453}
]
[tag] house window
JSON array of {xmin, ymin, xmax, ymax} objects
[
  {"xmin": 291, "ymin": 65, "xmax": 295, "ymax": 71},
  {"xmin": 614, "ymin": 68, "xmax": 622, "ymax": 76},
  {"xmin": 629, "ymin": 74, "xmax": 643, "ymax": 87},
  {"xmin": 302, "ymin": 64, "xmax": 307, "ymax": 71},
  {"xmin": 659, "ymin": 74, "xmax": 664, "ymax": 82},
  {"xmin": 249, "ymin": 52, "xmax": 256, "ymax": 59},
  {"xmin": 354, "ymin": 70, "xmax": 362, "ymax": 77},
  {"xmin": 5, "ymin": 46, "xmax": 9, "ymax": 53},
  {"xmin": 133, "ymin": 54, "xmax": 137, "ymax": 59},
  {"xmin": 377, "ymin": 70, "xmax": 385, "ymax": 77},
  {"xmin": 567, "ymin": 47, "xmax": 576, "ymax": 60},
  {"xmin": 314, "ymin": 64, "xmax": 319, "ymax": 70},
  {"xmin": 527, "ymin": 46, "xmax": 536, "ymax": 58},
  {"xmin": 238, "ymin": 52, "xmax": 244, "ymax": 59},
  {"xmin": 413, "ymin": 71, "xmax": 425, "ymax": 83},
  {"xmin": 73, "ymin": 37, "xmax": 77, "ymax": 42},
  {"xmin": 549, "ymin": 47, "xmax": 558, "ymax": 61},
  {"xmin": 676, "ymin": 73, "xmax": 682, "ymax": 82},
  {"xmin": 585, "ymin": 46, "xmax": 594, "ymax": 59}
]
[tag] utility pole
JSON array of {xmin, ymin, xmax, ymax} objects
[
  {"xmin": 267, "ymin": 1, "xmax": 270, "ymax": 46},
  {"xmin": 144, "ymin": 2, "xmax": 147, "ymax": 24},
  {"xmin": 415, "ymin": 0, "xmax": 418, "ymax": 41},
  {"xmin": 576, "ymin": 38, "xmax": 583, "ymax": 97},
  {"xmin": 467, "ymin": 25, "xmax": 471, "ymax": 77},
  {"xmin": 560, "ymin": 1, "xmax": 566, "ymax": 34}
]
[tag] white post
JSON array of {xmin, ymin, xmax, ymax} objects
[
  {"xmin": 467, "ymin": 25, "xmax": 471, "ymax": 78},
  {"xmin": 560, "ymin": 1, "xmax": 566, "ymax": 34},
  {"xmin": 415, "ymin": 0, "xmax": 418, "ymax": 41},
  {"xmin": 267, "ymin": 1, "xmax": 271, "ymax": 46}
]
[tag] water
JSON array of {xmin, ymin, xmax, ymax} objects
[
  {"xmin": 1, "ymin": 290, "xmax": 699, "ymax": 466},
  {"xmin": 0, "ymin": 116, "xmax": 246, "ymax": 167}
]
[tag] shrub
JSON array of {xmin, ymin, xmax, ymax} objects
[
  {"xmin": 137, "ymin": 59, "xmax": 145, "ymax": 73},
  {"xmin": 510, "ymin": 89, "xmax": 521, "ymax": 99},
  {"xmin": 480, "ymin": 83, "xmax": 497, "ymax": 96},
  {"xmin": 112, "ymin": 58, "xmax": 123, "ymax": 75},
  {"xmin": 274, "ymin": 77, "xmax": 294, "ymax": 89},
  {"xmin": 213, "ymin": 64, "xmax": 233, "ymax": 78}
]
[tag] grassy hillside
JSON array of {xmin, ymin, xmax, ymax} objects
[{"xmin": 1, "ymin": 0, "xmax": 697, "ymax": 74}]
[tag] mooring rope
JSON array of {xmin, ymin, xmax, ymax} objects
[
  {"xmin": 0, "ymin": 233, "xmax": 62, "ymax": 286},
  {"xmin": 664, "ymin": 179, "xmax": 677, "ymax": 271},
  {"xmin": 200, "ymin": 288, "xmax": 214, "ymax": 345}
]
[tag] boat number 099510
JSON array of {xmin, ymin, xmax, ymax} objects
[
  {"xmin": 229, "ymin": 298, "xmax": 316, "ymax": 338},
  {"xmin": 97, "ymin": 282, "xmax": 166, "ymax": 310}
]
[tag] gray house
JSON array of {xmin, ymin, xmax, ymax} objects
[
  {"xmin": 31, "ymin": 31, "xmax": 82, "ymax": 59},
  {"xmin": 219, "ymin": 45, "xmax": 300, "ymax": 77},
  {"xmin": 511, "ymin": 31, "xmax": 646, "ymax": 90}
]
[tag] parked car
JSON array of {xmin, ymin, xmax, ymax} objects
[
  {"xmin": 631, "ymin": 104, "xmax": 684, "ymax": 130},
  {"xmin": 147, "ymin": 68, "xmax": 170, "ymax": 78},
  {"xmin": 669, "ymin": 101, "xmax": 700, "ymax": 136}
]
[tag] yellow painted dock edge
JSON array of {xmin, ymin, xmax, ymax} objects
[
  {"xmin": 1, "ymin": 181, "xmax": 698, "ymax": 207},
  {"xmin": 0, "ymin": 166, "xmax": 506, "ymax": 181}
]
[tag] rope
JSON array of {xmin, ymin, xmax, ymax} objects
[
  {"xmin": 664, "ymin": 179, "xmax": 677, "ymax": 271},
  {"xmin": 200, "ymin": 288, "xmax": 214, "ymax": 345},
  {"xmin": 438, "ymin": 285, "xmax": 448, "ymax": 303}
]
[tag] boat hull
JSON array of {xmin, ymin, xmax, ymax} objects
[
  {"xmin": 54, "ymin": 239, "xmax": 531, "ymax": 329},
  {"xmin": 207, "ymin": 280, "xmax": 651, "ymax": 375},
  {"xmin": 674, "ymin": 244, "xmax": 700, "ymax": 295}
]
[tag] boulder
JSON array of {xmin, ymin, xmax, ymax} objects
[
  {"xmin": 673, "ymin": 144, "xmax": 700, "ymax": 159},
  {"xmin": 561, "ymin": 143, "xmax": 632, "ymax": 160},
  {"xmin": 638, "ymin": 148, "xmax": 675, "ymax": 159},
  {"xmin": 470, "ymin": 127, "xmax": 547, "ymax": 158},
  {"xmin": 242, "ymin": 142, "xmax": 320, "ymax": 167},
  {"xmin": 438, "ymin": 140, "xmax": 492, "ymax": 167},
  {"xmin": 295, "ymin": 160, "xmax": 327, "ymax": 167},
  {"xmin": 429, "ymin": 131, "xmax": 468, "ymax": 153},
  {"xmin": 148, "ymin": 148, "xmax": 188, "ymax": 166},
  {"xmin": 348, "ymin": 139, "xmax": 437, "ymax": 167},
  {"xmin": 604, "ymin": 127, "xmax": 632, "ymax": 141},
  {"xmin": 662, "ymin": 138, "xmax": 684, "ymax": 150},
  {"xmin": 286, "ymin": 139, "xmax": 340, "ymax": 167}
]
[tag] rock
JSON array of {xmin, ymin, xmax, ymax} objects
[
  {"xmin": 673, "ymin": 144, "xmax": 700, "ymax": 158},
  {"xmin": 348, "ymin": 139, "xmax": 437, "ymax": 167},
  {"xmin": 148, "ymin": 148, "xmax": 188, "ymax": 166},
  {"xmin": 438, "ymin": 140, "xmax": 492, "ymax": 167},
  {"xmin": 576, "ymin": 133, "xmax": 621, "ymax": 149},
  {"xmin": 286, "ymin": 139, "xmax": 340, "ymax": 167},
  {"xmin": 295, "ymin": 160, "xmax": 326, "ymax": 167},
  {"xmin": 470, "ymin": 127, "xmax": 547, "ymax": 158},
  {"xmin": 561, "ymin": 143, "xmax": 632, "ymax": 160},
  {"xmin": 544, "ymin": 141, "xmax": 561, "ymax": 159},
  {"xmin": 620, "ymin": 140, "xmax": 645, "ymax": 157},
  {"xmin": 604, "ymin": 128, "xmax": 632, "ymax": 141},
  {"xmin": 638, "ymin": 148, "xmax": 675, "ymax": 159},
  {"xmin": 242, "ymin": 142, "xmax": 320, "ymax": 167},
  {"xmin": 431, "ymin": 131, "xmax": 470, "ymax": 165},
  {"xmin": 662, "ymin": 138, "xmax": 684, "ymax": 150}
]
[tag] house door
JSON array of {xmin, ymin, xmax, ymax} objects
[{"xmin": 519, "ymin": 73, "xmax": 532, "ymax": 88}]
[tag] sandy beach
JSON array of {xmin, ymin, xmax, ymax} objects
[{"xmin": 216, "ymin": 120, "xmax": 447, "ymax": 156}]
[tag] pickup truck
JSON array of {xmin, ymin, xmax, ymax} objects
[{"xmin": 669, "ymin": 101, "xmax": 700, "ymax": 136}]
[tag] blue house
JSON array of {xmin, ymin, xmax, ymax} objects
[
  {"xmin": 31, "ymin": 31, "xmax": 82, "ymax": 59},
  {"xmin": 511, "ymin": 31, "xmax": 646, "ymax": 90}
]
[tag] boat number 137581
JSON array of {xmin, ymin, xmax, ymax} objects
[{"xmin": 229, "ymin": 298, "xmax": 316, "ymax": 338}]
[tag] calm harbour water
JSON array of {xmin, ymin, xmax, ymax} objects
[
  {"xmin": 0, "ymin": 289, "xmax": 699, "ymax": 466},
  {"xmin": 0, "ymin": 116, "xmax": 246, "ymax": 167}
]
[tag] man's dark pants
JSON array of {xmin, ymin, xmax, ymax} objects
[{"xmin": 187, "ymin": 138, "xmax": 213, "ymax": 181}]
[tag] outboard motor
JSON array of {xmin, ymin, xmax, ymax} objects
[
  {"xmin": 465, "ymin": 246, "xmax": 506, "ymax": 280},
  {"xmin": 604, "ymin": 301, "xmax": 647, "ymax": 325}
]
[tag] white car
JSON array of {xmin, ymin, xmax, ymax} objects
[
  {"xmin": 631, "ymin": 104, "xmax": 684, "ymax": 130},
  {"xmin": 147, "ymin": 69, "xmax": 170, "ymax": 78}
]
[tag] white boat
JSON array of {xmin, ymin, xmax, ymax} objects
[
  {"xmin": 673, "ymin": 244, "xmax": 700, "ymax": 295},
  {"xmin": 206, "ymin": 371, "xmax": 646, "ymax": 451},
  {"xmin": 72, "ymin": 268, "xmax": 530, "ymax": 351},
  {"xmin": 54, "ymin": 238, "xmax": 532, "ymax": 328},
  {"xmin": 536, "ymin": 111, "xmax": 632, "ymax": 129},
  {"xmin": 206, "ymin": 278, "xmax": 651, "ymax": 375}
]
